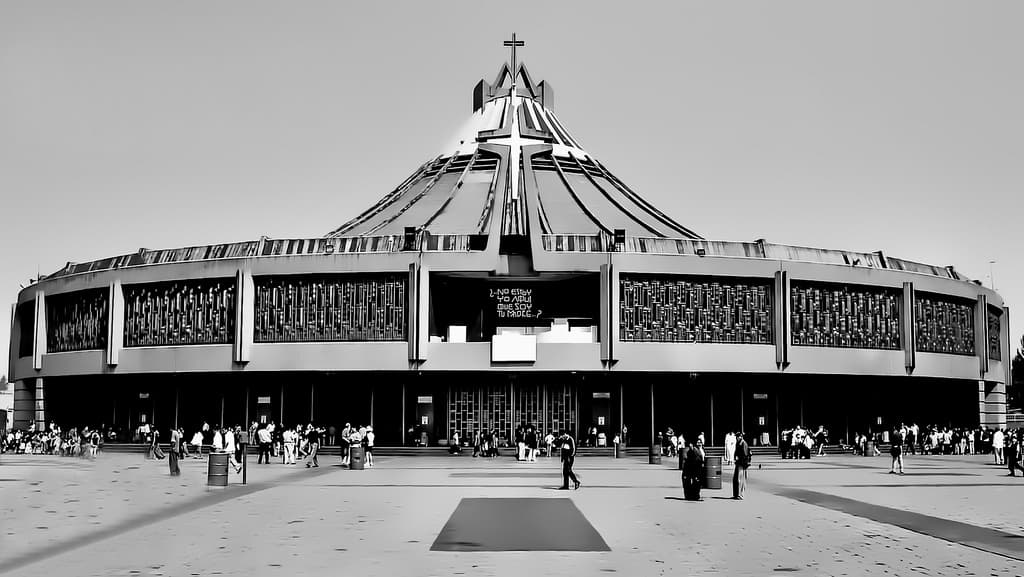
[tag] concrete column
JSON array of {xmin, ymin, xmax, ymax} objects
[
  {"xmin": 902, "ymin": 282, "xmax": 915, "ymax": 371},
  {"xmin": 979, "ymin": 380, "xmax": 1006, "ymax": 428},
  {"xmin": 13, "ymin": 379, "xmax": 35, "ymax": 430},
  {"xmin": 8, "ymin": 303, "xmax": 15, "ymax": 383},
  {"xmin": 976, "ymin": 295, "xmax": 989, "ymax": 377},
  {"xmin": 416, "ymin": 265, "xmax": 429, "ymax": 361},
  {"xmin": 709, "ymin": 389, "xmax": 715, "ymax": 446},
  {"xmin": 739, "ymin": 385, "xmax": 745, "ymax": 435},
  {"xmin": 32, "ymin": 290, "xmax": 46, "ymax": 371},
  {"xmin": 774, "ymin": 270, "xmax": 789, "ymax": 367},
  {"xmin": 600, "ymin": 260, "xmax": 619, "ymax": 363},
  {"xmin": 34, "ymin": 378, "xmax": 46, "ymax": 431},
  {"xmin": 107, "ymin": 280, "xmax": 124, "ymax": 366},
  {"xmin": 233, "ymin": 268, "xmax": 254, "ymax": 364},
  {"xmin": 174, "ymin": 382, "xmax": 180, "ymax": 429},
  {"xmin": 649, "ymin": 382, "xmax": 655, "ymax": 448},
  {"xmin": 618, "ymin": 381, "xmax": 624, "ymax": 442}
]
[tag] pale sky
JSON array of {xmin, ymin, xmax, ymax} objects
[{"xmin": 2, "ymin": 1, "xmax": 1023, "ymax": 376}]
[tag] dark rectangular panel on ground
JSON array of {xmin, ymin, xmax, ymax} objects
[{"xmin": 431, "ymin": 497, "xmax": 610, "ymax": 551}]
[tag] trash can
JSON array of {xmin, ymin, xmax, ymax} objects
[
  {"xmin": 207, "ymin": 452, "xmax": 229, "ymax": 487},
  {"xmin": 865, "ymin": 441, "xmax": 874, "ymax": 456},
  {"xmin": 703, "ymin": 456, "xmax": 722, "ymax": 489},
  {"xmin": 349, "ymin": 445, "xmax": 365, "ymax": 470},
  {"xmin": 649, "ymin": 444, "xmax": 662, "ymax": 465},
  {"xmin": 614, "ymin": 442, "xmax": 624, "ymax": 458}
]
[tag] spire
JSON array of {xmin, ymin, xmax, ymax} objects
[{"xmin": 503, "ymin": 33, "xmax": 524, "ymax": 95}]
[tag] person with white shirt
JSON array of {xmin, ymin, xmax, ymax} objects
[
  {"xmin": 992, "ymin": 428, "xmax": 1005, "ymax": 465},
  {"xmin": 282, "ymin": 427, "xmax": 297, "ymax": 464},
  {"xmin": 212, "ymin": 427, "xmax": 224, "ymax": 453},
  {"xmin": 190, "ymin": 430, "xmax": 204, "ymax": 459},
  {"xmin": 724, "ymin": 431, "xmax": 737, "ymax": 465},
  {"xmin": 224, "ymin": 427, "xmax": 241, "ymax": 473},
  {"xmin": 365, "ymin": 427, "xmax": 375, "ymax": 468}
]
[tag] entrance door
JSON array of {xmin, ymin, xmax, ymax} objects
[
  {"xmin": 416, "ymin": 395, "xmax": 435, "ymax": 445},
  {"xmin": 256, "ymin": 395, "xmax": 273, "ymax": 425},
  {"xmin": 590, "ymin": 392, "xmax": 611, "ymax": 446}
]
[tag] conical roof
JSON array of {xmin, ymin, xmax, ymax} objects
[{"xmin": 328, "ymin": 63, "xmax": 701, "ymax": 242}]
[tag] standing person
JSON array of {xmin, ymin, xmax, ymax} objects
[
  {"xmin": 724, "ymin": 431, "xmax": 736, "ymax": 466},
  {"xmin": 282, "ymin": 426, "xmax": 297, "ymax": 465},
  {"xmin": 340, "ymin": 423, "xmax": 353, "ymax": 466},
  {"xmin": 257, "ymin": 425, "xmax": 272, "ymax": 464},
  {"xmin": 305, "ymin": 424, "xmax": 320, "ymax": 468},
  {"xmin": 992, "ymin": 428, "xmax": 1005, "ymax": 465},
  {"xmin": 472, "ymin": 430, "xmax": 481, "ymax": 458},
  {"xmin": 168, "ymin": 427, "xmax": 181, "ymax": 476},
  {"xmin": 889, "ymin": 425, "xmax": 905, "ymax": 474},
  {"xmin": 682, "ymin": 441, "xmax": 705, "ymax": 501},
  {"xmin": 544, "ymin": 430, "xmax": 555, "ymax": 458},
  {"xmin": 733, "ymin": 432, "xmax": 751, "ymax": 500},
  {"xmin": 557, "ymin": 430, "xmax": 581, "ymax": 490},
  {"xmin": 526, "ymin": 426, "xmax": 538, "ymax": 462},
  {"xmin": 1005, "ymin": 429, "xmax": 1019, "ymax": 477},
  {"xmin": 365, "ymin": 426, "xmax": 375, "ymax": 468}
]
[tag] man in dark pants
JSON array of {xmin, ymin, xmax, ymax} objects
[
  {"xmin": 733, "ymin": 432, "xmax": 751, "ymax": 500},
  {"xmin": 558, "ymin": 430, "xmax": 580, "ymax": 490},
  {"xmin": 1007, "ymin": 429, "xmax": 1020, "ymax": 477}
]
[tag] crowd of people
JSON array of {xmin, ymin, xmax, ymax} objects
[{"xmin": 1, "ymin": 422, "xmax": 105, "ymax": 457}]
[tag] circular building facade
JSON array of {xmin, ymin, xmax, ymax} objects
[{"xmin": 8, "ymin": 62, "xmax": 1010, "ymax": 447}]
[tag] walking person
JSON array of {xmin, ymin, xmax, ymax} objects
[
  {"xmin": 190, "ymin": 429, "xmax": 205, "ymax": 459},
  {"xmin": 733, "ymin": 432, "xmax": 751, "ymax": 500},
  {"xmin": 224, "ymin": 427, "xmax": 241, "ymax": 473},
  {"xmin": 557, "ymin": 430, "xmax": 581, "ymax": 490},
  {"xmin": 212, "ymin": 426, "xmax": 223, "ymax": 453},
  {"xmin": 305, "ymin": 424, "xmax": 320, "ymax": 468}
]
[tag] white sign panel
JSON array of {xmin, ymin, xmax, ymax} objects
[{"xmin": 491, "ymin": 333, "xmax": 537, "ymax": 363}]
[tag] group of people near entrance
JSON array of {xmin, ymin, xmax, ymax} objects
[{"xmin": 1, "ymin": 422, "xmax": 104, "ymax": 458}]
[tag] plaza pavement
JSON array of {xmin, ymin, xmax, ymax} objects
[{"xmin": 0, "ymin": 449, "xmax": 1021, "ymax": 576}]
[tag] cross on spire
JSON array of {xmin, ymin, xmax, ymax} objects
[{"xmin": 503, "ymin": 33, "xmax": 524, "ymax": 92}]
